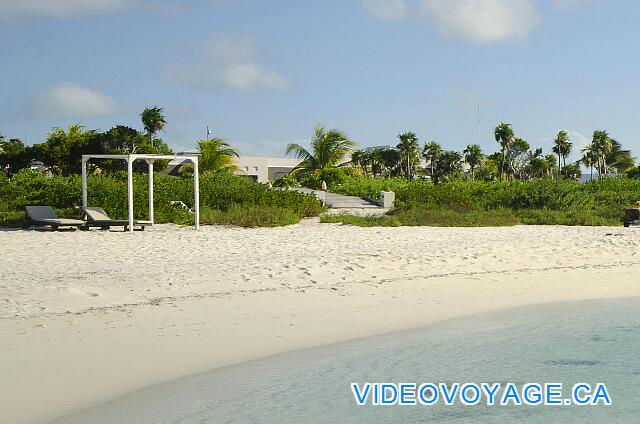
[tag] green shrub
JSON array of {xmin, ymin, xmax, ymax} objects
[
  {"xmin": 201, "ymin": 204, "xmax": 300, "ymax": 227},
  {"xmin": 0, "ymin": 171, "xmax": 322, "ymax": 227},
  {"xmin": 320, "ymin": 213, "xmax": 401, "ymax": 227},
  {"xmin": 330, "ymin": 175, "xmax": 638, "ymax": 226},
  {"xmin": 0, "ymin": 211, "xmax": 24, "ymax": 227},
  {"xmin": 320, "ymin": 207, "xmax": 616, "ymax": 227},
  {"xmin": 392, "ymin": 208, "xmax": 520, "ymax": 227},
  {"xmin": 516, "ymin": 209, "xmax": 618, "ymax": 226},
  {"xmin": 273, "ymin": 174, "xmax": 299, "ymax": 188},
  {"xmin": 299, "ymin": 167, "xmax": 357, "ymax": 190}
]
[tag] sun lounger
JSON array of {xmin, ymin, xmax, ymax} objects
[
  {"xmin": 82, "ymin": 206, "xmax": 152, "ymax": 231},
  {"xmin": 23, "ymin": 206, "xmax": 85, "ymax": 230}
]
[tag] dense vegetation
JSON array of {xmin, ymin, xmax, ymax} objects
[
  {"xmin": 0, "ymin": 107, "xmax": 323, "ymax": 228},
  {"xmin": 344, "ymin": 125, "xmax": 635, "ymax": 183},
  {"xmin": 0, "ymin": 170, "xmax": 322, "ymax": 228},
  {"xmin": 4, "ymin": 111, "xmax": 640, "ymax": 228},
  {"xmin": 275, "ymin": 122, "xmax": 640, "ymax": 227},
  {"xmin": 321, "ymin": 175, "xmax": 639, "ymax": 226}
]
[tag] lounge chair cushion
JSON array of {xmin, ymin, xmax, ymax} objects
[
  {"xmin": 25, "ymin": 206, "xmax": 84, "ymax": 226},
  {"xmin": 83, "ymin": 207, "xmax": 152, "ymax": 226},
  {"xmin": 83, "ymin": 206, "xmax": 112, "ymax": 222},
  {"xmin": 26, "ymin": 206, "xmax": 58, "ymax": 220}
]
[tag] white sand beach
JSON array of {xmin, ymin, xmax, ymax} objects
[{"xmin": 2, "ymin": 222, "xmax": 640, "ymax": 423}]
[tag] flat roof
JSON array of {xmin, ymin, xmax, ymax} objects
[{"xmin": 83, "ymin": 154, "xmax": 198, "ymax": 162}]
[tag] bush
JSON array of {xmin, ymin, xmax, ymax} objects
[
  {"xmin": 273, "ymin": 174, "xmax": 299, "ymax": 188},
  {"xmin": 299, "ymin": 167, "xmax": 357, "ymax": 190},
  {"xmin": 320, "ymin": 213, "xmax": 401, "ymax": 227},
  {"xmin": 201, "ymin": 205, "xmax": 299, "ymax": 227},
  {"xmin": 330, "ymin": 175, "xmax": 638, "ymax": 226},
  {"xmin": 0, "ymin": 170, "xmax": 322, "ymax": 227},
  {"xmin": 330, "ymin": 176, "xmax": 410, "ymax": 199},
  {"xmin": 320, "ymin": 207, "xmax": 617, "ymax": 227},
  {"xmin": 392, "ymin": 208, "xmax": 520, "ymax": 227}
]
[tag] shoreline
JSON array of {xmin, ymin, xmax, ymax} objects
[
  {"xmin": 51, "ymin": 295, "xmax": 640, "ymax": 423},
  {"xmin": 2, "ymin": 223, "xmax": 640, "ymax": 423}
]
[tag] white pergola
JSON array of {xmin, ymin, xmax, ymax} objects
[{"xmin": 81, "ymin": 154, "xmax": 200, "ymax": 232}]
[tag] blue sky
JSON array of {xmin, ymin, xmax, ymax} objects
[{"xmin": 1, "ymin": 0, "xmax": 638, "ymax": 161}]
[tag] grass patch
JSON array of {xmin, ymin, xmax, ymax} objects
[
  {"xmin": 393, "ymin": 208, "xmax": 520, "ymax": 227},
  {"xmin": 201, "ymin": 204, "xmax": 300, "ymax": 227},
  {"xmin": 321, "ymin": 207, "xmax": 622, "ymax": 227},
  {"xmin": 327, "ymin": 176, "xmax": 638, "ymax": 226},
  {"xmin": 320, "ymin": 214, "xmax": 401, "ymax": 227},
  {"xmin": 0, "ymin": 211, "xmax": 25, "ymax": 227},
  {"xmin": 516, "ymin": 209, "xmax": 619, "ymax": 226}
]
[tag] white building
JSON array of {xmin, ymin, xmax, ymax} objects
[
  {"xmin": 234, "ymin": 156, "xmax": 299, "ymax": 182},
  {"xmin": 167, "ymin": 153, "xmax": 299, "ymax": 183}
]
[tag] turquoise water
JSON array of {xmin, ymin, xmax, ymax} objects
[{"xmin": 52, "ymin": 298, "xmax": 640, "ymax": 423}]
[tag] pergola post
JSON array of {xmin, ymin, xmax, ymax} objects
[
  {"xmin": 193, "ymin": 158, "xmax": 199, "ymax": 230},
  {"xmin": 80, "ymin": 154, "xmax": 199, "ymax": 232},
  {"xmin": 146, "ymin": 159, "xmax": 154, "ymax": 223},
  {"xmin": 81, "ymin": 157, "xmax": 88, "ymax": 210},
  {"xmin": 127, "ymin": 156, "xmax": 134, "ymax": 233}
]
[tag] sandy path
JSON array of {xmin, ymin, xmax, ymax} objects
[{"xmin": 1, "ymin": 222, "xmax": 640, "ymax": 423}]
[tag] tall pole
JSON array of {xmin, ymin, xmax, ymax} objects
[
  {"xmin": 147, "ymin": 160, "xmax": 154, "ymax": 223},
  {"xmin": 81, "ymin": 157, "xmax": 88, "ymax": 210},
  {"xmin": 193, "ymin": 158, "xmax": 200, "ymax": 230},
  {"xmin": 127, "ymin": 156, "xmax": 134, "ymax": 233}
]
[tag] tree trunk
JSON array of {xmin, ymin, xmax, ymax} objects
[{"xmin": 501, "ymin": 148, "xmax": 506, "ymax": 181}]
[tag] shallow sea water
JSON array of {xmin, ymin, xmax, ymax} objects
[{"xmin": 52, "ymin": 297, "xmax": 640, "ymax": 423}]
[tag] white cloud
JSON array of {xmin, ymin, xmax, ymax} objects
[
  {"xmin": 536, "ymin": 129, "xmax": 590, "ymax": 162},
  {"xmin": 166, "ymin": 34, "xmax": 291, "ymax": 92},
  {"xmin": 420, "ymin": 0, "xmax": 538, "ymax": 44},
  {"xmin": 361, "ymin": 0, "xmax": 408, "ymax": 20},
  {"xmin": 0, "ymin": 0, "xmax": 135, "ymax": 19},
  {"xmin": 565, "ymin": 130, "xmax": 590, "ymax": 160},
  {"xmin": 34, "ymin": 82, "xmax": 119, "ymax": 118}
]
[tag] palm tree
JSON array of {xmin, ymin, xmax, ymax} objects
[
  {"xmin": 350, "ymin": 150, "xmax": 369, "ymax": 175},
  {"xmin": 581, "ymin": 144, "xmax": 597, "ymax": 180},
  {"xmin": 140, "ymin": 106, "xmax": 167, "ymax": 147},
  {"xmin": 369, "ymin": 149, "xmax": 385, "ymax": 177},
  {"xmin": 607, "ymin": 139, "xmax": 635, "ymax": 174},
  {"xmin": 436, "ymin": 150, "xmax": 463, "ymax": 180},
  {"xmin": 592, "ymin": 130, "xmax": 612, "ymax": 178},
  {"xmin": 552, "ymin": 130, "xmax": 572, "ymax": 178},
  {"xmin": 182, "ymin": 138, "xmax": 239, "ymax": 175},
  {"xmin": 463, "ymin": 144, "xmax": 484, "ymax": 180},
  {"xmin": 423, "ymin": 141, "xmax": 442, "ymax": 179},
  {"xmin": 508, "ymin": 137, "xmax": 531, "ymax": 179},
  {"xmin": 285, "ymin": 125, "xmax": 356, "ymax": 174},
  {"xmin": 544, "ymin": 153, "xmax": 558, "ymax": 177},
  {"xmin": 396, "ymin": 131, "xmax": 420, "ymax": 181},
  {"xmin": 494, "ymin": 123, "xmax": 514, "ymax": 181}
]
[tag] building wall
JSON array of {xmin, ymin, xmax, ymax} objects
[
  {"xmin": 167, "ymin": 154, "xmax": 299, "ymax": 182},
  {"xmin": 234, "ymin": 156, "xmax": 299, "ymax": 182}
]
